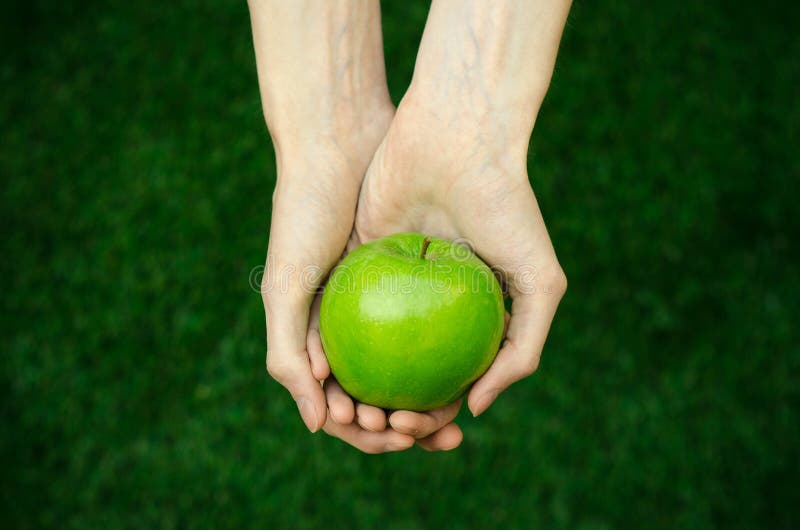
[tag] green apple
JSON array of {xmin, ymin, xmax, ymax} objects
[{"xmin": 319, "ymin": 233, "xmax": 504, "ymax": 411}]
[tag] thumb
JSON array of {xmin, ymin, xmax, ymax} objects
[
  {"xmin": 263, "ymin": 285, "xmax": 327, "ymax": 433},
  {"xmin": 467, "ymin": 265, "xmax": 567, "ymax": 416}
]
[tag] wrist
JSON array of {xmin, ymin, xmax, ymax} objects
[
  {"xmin": 250, "ymin": 0, "xmax": 392, "ymax": 166},
  {"xmin": 268, "ymin": 90, "xmax": 393, "ymax": 152},
  {"xmin": 270, "ymin": 98, "xmax": 395, "ymax": 175},
  {"xmin": 396, "ymin": 87, "xmax": 533, "ymax": 166},
  {"xmin": 273, "ymin": 99, "xmax": 394, "ymax": 185},
  {"xmin": 402, "ymin": 0, "xmax": 571, "ymax": 142}
]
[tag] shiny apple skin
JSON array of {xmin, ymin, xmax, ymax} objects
[{"xmin": 320, "ymin": 233, "xmax": 504, "ymax": 411}]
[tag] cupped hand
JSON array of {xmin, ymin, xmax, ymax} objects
[
  {"xmin": 353, "ymin": 96, "xmax": 567, "ymax": 418},
  {"xmin": 261, "ymin": 110, "xmax": 464, "ymax": 453}
]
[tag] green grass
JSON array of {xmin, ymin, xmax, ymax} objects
[{"xmin": 2, "ymin": 1, "xmax": 798, "ymax": 528}]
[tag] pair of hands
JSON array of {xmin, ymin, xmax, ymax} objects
[{"xmin": 251, "ymin": 0, "xmax": 570, "ymax": 453}]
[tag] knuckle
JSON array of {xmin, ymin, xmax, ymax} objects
[
  {"xmin": 265, "ymin": 354, "xmax": 292, "ymax": 382},
  {"xmin": 515, "ymin": 355, "xmax": 540, "ymax": 379},
  {"xmin": 556, "ymin": 267, "xmax": 568, "ymax": 294},
  {"xmin": 542, "ymin": 263, "xmax": 567, "ymax": 296}
]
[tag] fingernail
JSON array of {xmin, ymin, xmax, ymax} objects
[
  {"xmin": 296, "ymin": 397, "xmax": 319, "ymax": 432},
  {"xmin": 472, "ymin": 390, "xmax": 498, "ymax": 417},
  {"xmin": 384, "ymin": 442, "xmax": 410, "ymax": 452}
]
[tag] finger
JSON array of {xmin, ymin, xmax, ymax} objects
[
  {"xmin": 356, "ymin": 402, "xmax": 387, "ymax": 432},
  {"xmin": 388, "ymin": 399, "xmax": 463, "ymax": 438},
  {"xmin": 416, "ymin": 423, "xmax": 464, "ymax": 452},
  {"xmin": 503, "ymin": 310, "xmax": 511, "ymax": 336},
  {"xmin": 306, "ymin": 327, "xmax": 329, "ymax": 381},
  {"xmin": 323, "ymin": 414, "xmax": 415, "ymax": 454},
  {"xmin": 266, "ymin": 345, "xmax": 327, "ymax": 433},
  {"xmin": 263, "ymin": 181, "xmax": 356, "ymax": 434},
  {"xmin": 306, "ymin": 295, "xmax": 330, "ymax": 381},
  {"xmin": 264, "ymin": 293, "xmax": 327, "ymax": 433},
  {"xmin": 324, "ymin": 378, "xmax": 355, "ymax": 425},
  {"xmin": 468, "ymin": 267, "xmax": 567, "ymax": 417}
]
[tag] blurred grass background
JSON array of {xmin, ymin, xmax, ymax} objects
[{"xmin": 2, "ymin": 1, "xmax": 798, "ymax": 528}]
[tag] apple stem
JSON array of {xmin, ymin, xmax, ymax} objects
[{"xmin": 420, "ymin": 236, "xmax": 431, "ymax": 260}]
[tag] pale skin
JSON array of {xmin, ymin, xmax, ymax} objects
[{"xmin": 249, "ymin": 0, "xmax": 570, "ymax": 453}]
